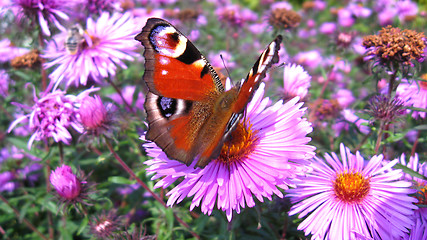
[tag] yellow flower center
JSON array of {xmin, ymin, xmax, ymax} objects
[
  {"xmin": 216, "ymin": 121, "xmax": 258, "ymax": 165},
  {"xmin": 333, "ymin": 171, "xmax": 370, "ymax": 203}
]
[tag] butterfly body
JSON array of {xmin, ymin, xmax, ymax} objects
[{"xmin": 136, "ymin": 18, "xmax": 281, "ymax": 168}]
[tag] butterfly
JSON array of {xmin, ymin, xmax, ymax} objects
[{"xmin": 135, "ymin": 18, "xmax": 282, "ymax": 168}]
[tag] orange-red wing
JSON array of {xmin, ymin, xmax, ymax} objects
[
  {"xmin": 233, "ymin": 35, "xmax": 282, "ymax": 113},
  {"xmin": 135, "ymin": 18, "xmax": 223, "ymax": 101}
]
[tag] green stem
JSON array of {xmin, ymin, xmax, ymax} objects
[{"xmin": 374, "ymin": 120, "xmax": 385, "ymax": 154}]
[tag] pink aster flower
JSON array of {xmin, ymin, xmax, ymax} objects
[
  {"xmin": 294, "ymin": 50, "xmax": 323, "ymax": 70},
  {"xmin": 0, "ymin": 69, "xmax": 10, "ymax": 97},
  {"xmin": 50, "ymin": 164, "xmax": 81, "ymax": 200},
  {"xmin": 49, "ymin": 164, "xmax": 95, "ymax": 213},
  {"xmin": 279, "ymin": 63, "xmax": 311, "ymax": 101},
  {"xmin": 7, "ymin": 0, "xmax": 80, "ymax": 36},
  {"xmin": 8, "ymin": 86, "xmax": 99, "ymax": 149},
  {"xmin": 143, "ymin": 83, "xmax": 315, "ymax": 221},
  {"xmin": 43, "ymin": 11, "xmax": 139, "ymax": 88},
  {"xmin": 397, "ymin": 79, "xmax": 427, "ymax": 119},
  {"xmin": 397, "ymin": 153, "xmax": 427, "ymax": 240},
  {"xmin": 0, "ymin": 38, "xmax": 30, "ymax": 63},
  {"xmin": 288, "ymin": 144, "xmax": 417, "ymax": 240}
]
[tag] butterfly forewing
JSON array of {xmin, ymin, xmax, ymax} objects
[
  {"xmin": 233, "ymin": 35, "xmax": 282, "ymax": 114},
  {"xmin": 135, "ymin": 18, "xmax": 224, "ymax": 101}
]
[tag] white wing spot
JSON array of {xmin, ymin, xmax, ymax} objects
[
  {"xmin": 162, "ymin": 70, "xmax": 168, "ymax": 75},
  {"xmin": 248, "ymin": 87, "xmax": 253, "ymax": 92}
]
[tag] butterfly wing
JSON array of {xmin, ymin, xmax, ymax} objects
[
  {"xmin": 135, "ymin": 18, "xmax": 224, "ymax": 100},
  {"xmin": 136, "ymin": 18, "xmax": 223, "ymax": 165},
  {"xmin": 232, "ymin": 35, "xmax": 282, "ymax": 114},
  {"xmin": 195, "ymin": 36, "xmax": 283, "ymax": 167}
]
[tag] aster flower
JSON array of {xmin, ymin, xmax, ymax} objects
[
  {"xmin": 79, "ymin": 95, "xmax": 117, "ymax": 140},
  {"xmin": 0, "ymin": 38, "xmax": 29, "ymax": 63},
  {"xmin": 0, "ymin": 171, "xmax": 18, "ymax": 192},
  {"xmin": 279, "ymin": 63, "xmax": 311, "ymax": 101},
  {"xmin": 89, "ymin": 210, "xmax": 122, "ymax": 239},
  {"xmin": 7, "ymin": 0, "xmax": 80, "ymax": 36},
  {"xmin": 0, "ymin": 69, "xmax": 10, "ymax": 97},
  {"xmin": 108, "ymin": 85, "xmax": 144, "ymax": 112},
  {"xmin": 319, "ymin": 22, "xmax": 336, "ymax": 35},
  {"xmin": 288, "ymin": 144, "xmax": 417, "ymax": 240},
  {"xmin": 396, "ymin": 77, "xmax": 427, "ymax": 119},
  {"xmin": 397, "ymin": 153, "xmax": 427, "ymax": 240},
  {"xmin": 366, "ymin": 95, "xmax": 406, "ymax": 123},
  {"xmin": 294, "ymin": 50, "xmax": 323, "ymax": 69},
  {"xmin": 215, "ymin": 4, "xmax": 257, "ymax": 28},
  {"xmin": 50, "ymin": 164, "xmax": 94, "ymax": 212},
  {"xmin": 43, "ymin": 11, "xmax": 139, "ymax": 88},
  {"xmin": 7, "ymin": 86, "xmax": 99, "ymax": 149},
  {"xmin": 143, "ymin": 83, "xmax": 315, "ymax": 221}
]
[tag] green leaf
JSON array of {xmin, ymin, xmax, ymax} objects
[
  {"xmin": 394, "ymin": 163, "xmax": 427, "ymax": 180},
  {"xmin": 77, "ymin": 217, "xmax": 89, "ymax": 235},
  {"xmin": 108, "ymin": 176, "xmax": 134, "ymax": 185}
]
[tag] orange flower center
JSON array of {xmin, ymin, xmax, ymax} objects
[
  {"xmin": 333, "ymin": 171, "xmax": 370, "ymax": 203},
  {"xmin": 420, "ymin": 74, "xmax": 427, "ymax": 90},
  {"xmin": 217, "ymin": 121, "xmax": 258, "ymax": 165},
  {"xmin": 414, "ymin": 182, "xmax": 427, "ymax": 205}
]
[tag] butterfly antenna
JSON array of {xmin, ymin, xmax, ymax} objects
[
  {"xmin": 269, "ymin": 62, "xmax": 285, "ymax": 73},
  {"xmin": 220, "ymin": 54, "xmax": 233, "ymax": 85}
]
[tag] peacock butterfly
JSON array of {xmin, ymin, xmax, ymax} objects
[{"xmin": 135, "ymin": 18, "xmax": 282, "ymax": 168}]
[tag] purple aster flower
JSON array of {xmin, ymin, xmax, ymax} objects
[
  {"xmin": 337, "ymin": 8, "xmax": 355, "ymax": 27},
  {"xmin": 396, "ymin": 0, "xmax": 418, "ymax": 22},
  {"xmin": 50, "ymin": 164, "xmax": 94, "ymax": 212},
  {"xmin": 8, "ymin": 86, "xmax": 99, "ymax": 149},
  {"xmin": 0, "ymin": 69, "xmax": 10, "ymax": 97},
  {"xmin": 80, "ymin": 95, "xmax": 107, "ymax": 129},
  {"xmin": 288, "ymin": 144, "xmax": 417, "ymax": 240},
  {"xmin": 7, "ymin": 0, "xmax": 80, "ymax": 36},
  {"xmin": 319, "ymin": 22, "xmax": 336, "ymax": 35},
  {"xmin": 50, "ymin": 164, "xmax": 81, "ymax": 200},
  {"xmin": 396, "ymin": 153, "xmax": 427, "ymax": 240},
  {"xmin": 18, "ymin": 163, "xmax": 42, "ymax": 185},
  {"xmin": 143, "ymin": 83, "xmax": 316, "ymax": 221},
  {"xmin": 43, "ymin": 11, "xmax": 139, "ymax": 87},
  {"xmin": 208, "ymin": 51, "xmax": 236, "ymax": 69},
  {"xmin": 279, "ymin": 63, "xmax": 311, "ymax": 101},
  {"xmin": 215, "ymin": 4, "xmax": 257, "ymax": 28},
  {"xmin": 294, "ymin": 50, "xmax": 323, "ymax": 70},
  {"xmin": 0, "ymin": 171, "xmax": 17, "ymax": 192},
  {"xmin": 378, "ymin": 7, "xmax": 397, "ymax": 26},
  {"xmin": 0, "ymin": 38, "xmax": 30, "ymax": 63},
  {"xmin": 333, "ymin": 89, "xmax": 355, "ymax": 109},
  {"xmin": 396, "ymin": 79, "xmax": 427, "ymax": 119},
  {"xmin": 109, "ymin": 85, "xmax": 144, "ymax": 112}
]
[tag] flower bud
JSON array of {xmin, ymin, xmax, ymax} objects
[
  {"xmin": 80, "ymin": 95, "xmax": 107, "ymax": 129},
  {"xmin": 50, "ymin": 165, "xmax": 81, "ymax": 200}
]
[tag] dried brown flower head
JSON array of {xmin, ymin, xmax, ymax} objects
[
  {"xmin": 311, "ymin": 99, "xmax": 342, "ymax": 121},
  {"xmin": 302, "ymin": 1, "xmax": 316, "ymax": 10},
  {"xmin": 269, "ymin": 8, "xmax": 301, "ymax": 30},
  {"xmin": 363, "ymin": 26, "xmax": 426, "ymax": 66},
  {"xmin": 164, "ymin": 8, "xmax": 199, "ymax": 23},
  {"xmin": 11, "ymin": 49, "xmax": 41, "ymax": 68}
]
